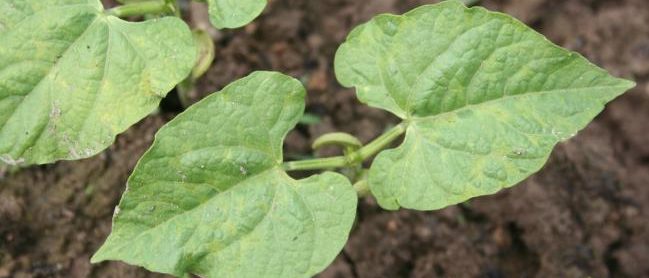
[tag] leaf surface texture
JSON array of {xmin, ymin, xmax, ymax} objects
[
  {"xmin": 93, "ymin": 71, "xmax": 357, "ymax": 278},
  {"xmin": 335, "ymin": 0, "xmax": 635, "ymax": 210},
  {"xmin": 0, "ymin": 0, "xmax": 196, "ymax": 165},
  {"xmin": 207, "ymin": 0, "xmax": 266, "ymax": 29}
]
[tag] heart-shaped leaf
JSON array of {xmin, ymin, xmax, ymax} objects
[
  {"xmin": 92, "ymin": 71, "xmax": 357, "ymax": 278},
  {"xmin": 207, "ymin": 0, "xmax": 267, "ymax": 29},
  {"xmin": 0, "ymin": 0, "xmax": 196, "ymax": 165},
  {"xmin": 335, "ymin": 0, "xmax": 634, "ymax": 210}
]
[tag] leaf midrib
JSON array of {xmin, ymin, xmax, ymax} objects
[
  {"xmin": 386, "ymin": 84, "xmax": 630, "ymax": 209},
  {"xmin": 408, "ymin": 84, "xmax": 630, "ymax": 124},
  {"xmin": 101, "ymin": 166, "xmax": 322, "ymax": 276},
  {"xmin": 103, "ymin": 166, "xmax": 283, "ymax": 252}
]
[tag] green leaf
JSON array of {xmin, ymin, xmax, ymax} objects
[
  {"xmin": 207, "ymin": 0, "xmax": 266, "ymax": 29},
  {"xmin": 0, "ymin": 0, "xmax": 196, "ymax": 165},
  {"xmin": 334, "ymin": 0, "xmax": 635, "ymax": 210},
  {"xmin": 92, "ymin": 71, "xmax": 357, "ymax": 278}
]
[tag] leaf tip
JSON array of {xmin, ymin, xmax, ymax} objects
[
  {"xmin": 90, "ymin": 237, "xmax": 119, "ymax": 264},
  {"xmin": 605, "ymin": 77, "xmax": 637, "ymax": 100},
  {"xmin": 90, "ymin": 249, "xmax": 108, "ymax": 264},
  {"xmin": 620, "ymin": 78, "xmax": 637, "ymax": 91}
]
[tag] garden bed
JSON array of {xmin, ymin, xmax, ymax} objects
[{"xmin": 1, "ymin": 0, "xmax": 648, "ymax": 277}]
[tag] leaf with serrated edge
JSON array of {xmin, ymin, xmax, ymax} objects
[
  {"xmin": 335, "ymin": 0, "xmax": 635, "ymax": 210},
  {"xmin": 207, "ymin": 0, "xmax": 266, "ymax": 29},
  {"xmin": 92, "ymin": 71, "xmax": 357, "ymax": 278},
  {"xmin": 0, "ymin": 0, "xmax": 196, "ymax": 165}
]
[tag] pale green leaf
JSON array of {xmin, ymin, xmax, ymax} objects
[
  {"xmin": 92, "ymin": 71, "xmax": 357, "ymax": 278},
  {"xmin": 334, "ymin": 0, "xmax": 635, "ymax": 210},
  {"xmin": 0, "ymin": 0, "xmax": 196, "ymax": 165},
  {"xmin": 207, "ymin": 0, "xmax": 266, "ymax": 29}
]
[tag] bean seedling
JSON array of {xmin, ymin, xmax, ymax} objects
[{"xmin": 91, "ymin": 1, "xmax": 634, "ymax": 277}]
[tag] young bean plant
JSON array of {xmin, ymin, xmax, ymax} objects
[
  {"xmin": 0, "ymin": 0, "xmax": 267, "ymax": 165},
  {"xmin": 90, "ymin": 1, "xmax": 635, "ymax": 277}
]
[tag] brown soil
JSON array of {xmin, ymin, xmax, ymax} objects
[{"xmin": 2, "ymin": 0, "xmax": 648, "ymax": 277}]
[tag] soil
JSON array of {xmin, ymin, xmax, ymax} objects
[{"xmin": 1, "ymin": 0, "xmax": 648, "ymax": 277}]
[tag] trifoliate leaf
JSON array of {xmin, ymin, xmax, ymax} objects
[
  {"xmin": 335, "ymin": 0, "xmax": 635, "ymax": 210},
  {"xmin": 92, "ymin": 71, "xmax": 357, "ymax": 278},
  {"xmin": 0, "ymin": 0, "xmax": 196, "ymax": 165},
  {"xmin": 207, "ymin": 0, "xmax": 266, "ymax": 29}
]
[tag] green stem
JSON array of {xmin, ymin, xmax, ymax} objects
[
  {"xmin": 283, "ymin": 122, "xmax": 407, "ymax": 171},
  {"xmin": 282, "ymin": 156, "xmax": 348, "ymax": 171},
  {"xmin": 107, "ymin": 0, "xmax": 173, "ymax": 17},
  {"xmin": 312, "ymin": 132, "xmax": 362, "ymax": 153},
  {"xmin": 357, "ymin": 123, "xmax": 407, "ymax": 160},
  {"xmin": 353, "ymin": 179, "xmax": 371, "ymax": 198}
]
